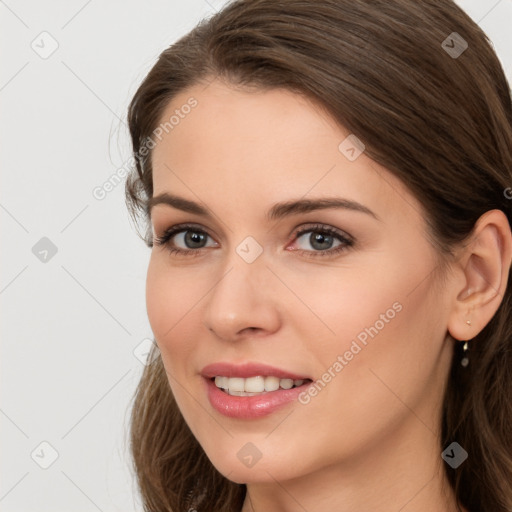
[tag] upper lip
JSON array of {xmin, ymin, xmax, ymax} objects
[{"xmin": 201, "ymin": 362, "xmax": 311, "ymax": 380}]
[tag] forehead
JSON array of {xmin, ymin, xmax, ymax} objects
[
  {"xmin": 152, "ymin": 81, "xmax": 341, "ymax": 168},
  {"xmin": 149, "ymin": 80, "xmax": 422, "ymax": 226}
]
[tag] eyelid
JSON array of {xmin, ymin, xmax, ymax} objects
[{"xmin": 292, "ymin": 223, "xmax": 354, "ymax": 243}]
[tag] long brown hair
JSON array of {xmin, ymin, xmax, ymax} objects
[{"xmin": 125, "ymin": 1, "xmax": 512, "ymax": 510}]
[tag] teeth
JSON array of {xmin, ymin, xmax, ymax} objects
[
  {"xmin": 227, "ymin": 390, "xmax": 260, "ymax": 396},
  {"xmin": 245, "ymin": 376, "xmax": 265, "ymax": 392},
  {"xmin": 227, "ymin": 377, "xmax": 244, "ymax": 392},
  {"xmin": 264, "ymin": 376, "xmax": 280, "ymax": 392},
  {"xmin": 214, "ymin": 375, "xmax": 307, "ymax": 394},
  {"xmin": 215, "ymin": 376, "xmax": 229, "ymax": 389},
  {"xmin": 280, "ymin": 378, "xmax": 293, "ymax": 389}
]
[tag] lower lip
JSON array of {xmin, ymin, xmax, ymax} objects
[{"xmin": 204, "ymin": 377, "xmax": 310, "ymax": 419}]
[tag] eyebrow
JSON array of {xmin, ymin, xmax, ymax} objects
[{"xmin": 147, "ymin": 192, "xmax": 378, "ymax": 221}]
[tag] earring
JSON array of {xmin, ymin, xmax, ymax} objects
[
  {"xmin": 461, "ymin": 341, "xmax": 469, "ymax": 367},
  {"xmin": 466, "ymin": 319, "xmax": 471, "ymax": 326}
]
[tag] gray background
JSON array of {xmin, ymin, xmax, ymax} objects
[{"xmin": 1, "ymin": 1, "xmax": 511, "ymax": 510}]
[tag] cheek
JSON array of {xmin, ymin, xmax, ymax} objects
[
  {"xmin": 277, "ymin": 257, "xmax": 410, "ymax": 357},
  {"xmin": 145, "ymin": 257, "xmax": 206, "ymax": 420},
  {"xmin": 287, "ymin": 251, "xmax": 445, "ymax": 423},
  {"xmin": 145, "ymin": 256, "xmax": 202, "ymax": 360},
  {"xmin": 145, "ymin": 257, "xmax": 172, "ymax": 340}
]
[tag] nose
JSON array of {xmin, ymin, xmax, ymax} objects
[{"xmin": 203, "ymin": 256, "xmax": 281, "ymax": 342}]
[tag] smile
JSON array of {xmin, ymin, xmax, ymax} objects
[{"xmin": 201, "ymin": 361, "xmax": 314, "ymax": 418}]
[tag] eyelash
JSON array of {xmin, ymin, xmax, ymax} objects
[{"xmin": 152, "ymin": 222, "xmax": 354, "ymax": 259}]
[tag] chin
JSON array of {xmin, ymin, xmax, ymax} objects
[{"xmin": 203, "ymin": 443, "xmax": 308, "ymax": 484}]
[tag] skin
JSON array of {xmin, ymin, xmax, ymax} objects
[{"xmin": 146, "ymin": 79, "xmax": 511, "ymax": 512}]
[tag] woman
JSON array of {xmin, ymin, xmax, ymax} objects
[{"xmin": 125, "ymin": 1, "xmax": 512, "ymax": 510}]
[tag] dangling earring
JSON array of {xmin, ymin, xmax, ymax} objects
[
  {"xmin": 461, "ymin": 341, "xmax": 469, "ymax": 367},
  {"xmin": 460, "ymin": 303, "xmax": 472, "ymax": 367}
]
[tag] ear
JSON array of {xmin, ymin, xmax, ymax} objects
[{"xmin": 447, "ymin": 209, "xmax": 512, "ymax": 341}]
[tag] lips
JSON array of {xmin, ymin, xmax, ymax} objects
[
  {"xmin": 200, "ymin": 361, "xmax": 311, "ymax": 380},
  {"xmin": 201, "ymin": 362, "xmax": 313, "ymax": 419}
]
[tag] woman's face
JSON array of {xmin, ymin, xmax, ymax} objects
[{"xmin": 146, "ymin": 79, "xmax": 455, "ymax": 484}]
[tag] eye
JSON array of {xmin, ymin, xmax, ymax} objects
[
  {"xmin": 153, "ymin": 223, "xmax": 217, "ymax": 256},
  {"xmin": 291, "ymin": 224, "xmax": 354, "ymax": 257}
]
